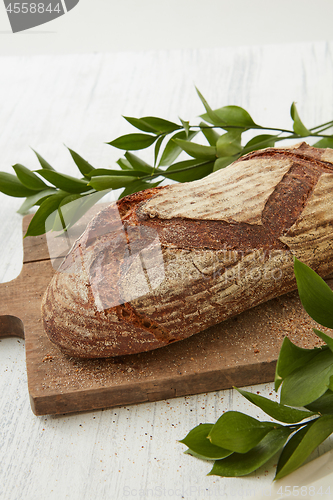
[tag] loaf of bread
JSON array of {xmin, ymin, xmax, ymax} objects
[{"xmin": 41, "ymin": 143, "xmax": 333, "ymax": 358}]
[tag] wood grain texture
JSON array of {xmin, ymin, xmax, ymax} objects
[{"xmin": 1, "ymin": 43, "xmax": 333, "ymax": 499}]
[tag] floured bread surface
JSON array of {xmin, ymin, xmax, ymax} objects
[
  {"xmin": 41, "ymin": 143, "xmax": 333, "ymax": 358},
  {"xmin": 137, "ymin": 157, "xmax": 293, "ymax": 225}
]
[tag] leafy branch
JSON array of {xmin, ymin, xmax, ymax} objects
[
  {"xmin": 180, "ymin": 258, "xmax": 333, "ymax": 480},
  {"xmin": 1, "ymin": 89, "xmax": 333, "ymax": 237}
]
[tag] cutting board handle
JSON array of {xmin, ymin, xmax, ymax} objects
[
  {"xmin": 0, "ymin": 315, "xmax": 25, "ymax": 339},
  {"xmin": 0, "ymin": 214, "xmax": 51, "ymax": 341},
  {"xmin": 0, "ymin": 276, "xmax": 26, "ymax": 339}
]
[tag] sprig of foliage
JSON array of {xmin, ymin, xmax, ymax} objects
[
  {"xmin": 180, "ymin": 258, "xmax": 333, "ymax": 480},
  {"xmin": 1, "ymin": 90, "xmax": 333, "ymax": 237}
]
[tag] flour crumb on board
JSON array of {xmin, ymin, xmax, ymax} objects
[{"xmin": 42, "ymin": 355, "xmax": 54, "ymax": 362}]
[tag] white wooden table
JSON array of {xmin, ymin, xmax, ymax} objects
[{"xmin": 1, "ymin": 42, "xmax": 333, "ymax": 500}]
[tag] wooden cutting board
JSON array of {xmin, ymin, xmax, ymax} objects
[{"xmin": 0, "ymin": 214, "xmax": 325, "ymax": 416}]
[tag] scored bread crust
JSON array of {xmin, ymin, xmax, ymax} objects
[{"xmin": 41, "ymin": 143, "xmax": 333, "ymax": 358}]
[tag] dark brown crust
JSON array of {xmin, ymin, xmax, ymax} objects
[
  {"xmin": 261, "ymin": 161, "xmax": 322, "ymax": 237},
  {"xmin": 85, "ymin": 187, "xmax": 165, "ymax": 248},
  {"xmin": 136, "ymin": 217, "xmax": 288, "ymax": 251},
  {"xmin": 236, "ymin": 143, "xmax": 333, "ymax": 172},
  {"xmin": 114, "ymin": 303, "xmax": 176, "ymax": 344}
]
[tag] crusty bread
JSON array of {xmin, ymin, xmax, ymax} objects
[{"xmin": 41, "ymin": 143, "xmax": 333, "ymax": 358}]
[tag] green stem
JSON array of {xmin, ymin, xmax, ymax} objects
[
  {"xmin": 312, "ymin": 126, "xmax": 333, "ymax": 135},
  {"xmin": 309, "ymin": 120, "xmax": 333, "ymax": 132},
  {"xmin": 251, "ymin": 125, "xmax": 295, "ymax": 134},
  {"xmin": 192, "ymin": 124, "xmax": 296, "ymax": 134},
  {"xmin": 141, "ymin": 160, "xmax": 213, "ymax": 181},
  {"xmin": 239, "ymin": 135, "xmax": 294, "ymax": 156},
  {"xmin": 194, "ymin": 122, "xmax": 333, "ymax": 137},
  {"xmin": 308, "ymin": 132, "xmax": 333, "ymax": 138}
]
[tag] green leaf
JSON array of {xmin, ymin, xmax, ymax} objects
[
  {"xmin": 36, "ymin": 170, "xmax": 91, "ymax": 194},
  {"xmin": 305, "ymin": 389, "xmax": 333, "ymax": 415},
  {"xmin": 274, "ymin": 336, "xmax": 322, "ymax": 391},
  {"xmin": 125, "ymin": 152, "xmax": 154, "ymax": 173},
  {"xmin": 89, "ymin": 175, "xmax": 138, "ymax": 191},
  {"xmin": 88, "ymin": 168, "xmax": 148, "ymax": 178},
  {"xmin": 173, "ymin": 139, "xmax": 216, "ymax": 160},
  {"xmin": 236, "ymin": 388, "xmax": 317, "ymax": 423},
  {"xmin": 142, "ymin": 117, "xmax": 181, "ymax": 134},
  {"xmin": 328, "ymin": 375, "xmax": 333, "ymax": 391},
  {"xmin": 0, "ymin": 172, "xmax": 38, "ymax": 198},
  {"xmin": 51, "ymin": 193, "xmax": 83, "ymax": 232},
  {"xmin": 199, "ymin": 121, "xmax": 220, "ymax": 146},
  {"xmin": 313, "ymin": 328, "xmax": 333, "ymax": 352},
  {"xmin": 243, "ymin": 134, "xmax": 278, "ymax": 152},
  {"xmin": 108, "ymin": 133, "xmax": 157, "ymax": 151},
  {"xmin": 290, "ymin": 102, "xmax": 310, "ymax": 137},
  {"xmin": 183, "ymin": 449, "xmax": 213, "ymax": 460},
  {"xmin": 123, "ymin": 116, "xmax": 159, "ymax": 133},
  {"xmin": 164, "ymin": 159, "xmax": 214, "ymax": 182},
  {"xmin": 208, "ymin": 412, "xmax": 280, "ymax": 454},
  {"xmin": 31, "ymin": 149, "xmax": 55, "ymax": 171},
  {"xmin": 216, "ymin": 105, "xmax": 256, "ymax": 128},
  {"xmin": 158, "ymin": 130, "xmax": 198, "ymax": 167},
  {"xmin": 208, "ymin": 427, "xmax": 291, "ymax": 477},
  {"xmin": 213, "ymin": 156, "xmax": 236, "ymax": 171},
  {"xmin": 154, "ymin": 135, "xmax": 165, "ymax": 166},
  {"xmin": 216, "ymin": 131, "xmax": 242, "ymax": 157},
  {"xmin": 195, "ymin": 88, "xmax": 226, "ymax": 126},
  {"xmin": 200, "ymin": 104, "xmax": 256, "ymax": 129},
  {"xmin": 119, "ymin": 179, "xmax": 161, "ymax": 199},
  {"xmin": 179, "ymin": 118, "xmax": 190, "ymax": 138},
  {"xmin": 275, "ymin": 424, "xmax": 312, "ymax": 480},
  {"xmin": 312, "ymin": 137, "xmax": 333, "ymax": 148},
  {"xmin": 24, "ymin": 192, "xmax": 69, "ymax": 237},
  {"xmin": 280, "ymin": 348, "xmax": 333, "ymax": 407},
  {"xmin": 67, "ymin": 147, "xmax": 95, "ymax": 177},
  {"xmin": 46, "ymin": 190, "xmax": 107, "ymax": 234},
  {"xmin": 179, "ymin": 424, "xmax": 232, "ymax": 460},
  {"xmin": 294, "ymin": 257, "xmax": 333, "ymax": 328},
  {"xmin": 50, "ymin": 192, "xmax": 106, "ymax": 233},
  {"xmin": 123, "ymin": 116, "xmax": 181, "ymax": 134},
  {"xmin": 17, "ymin": 188, "xmax": 57, "ymax": 215},
  {"xmin": 116, "ymin": 158, "xmax": 133, "ymax": 170},
  {"xmin": 12, "ymin": 164, "xmax": 49, "ymax": 191},
  {"xmin": 59, "ymin": 190, "xmax": 108, "ymax": 231},
  {"xmin": 275, "ymin": 416, "xmax": 333, "ymax": 480}
]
